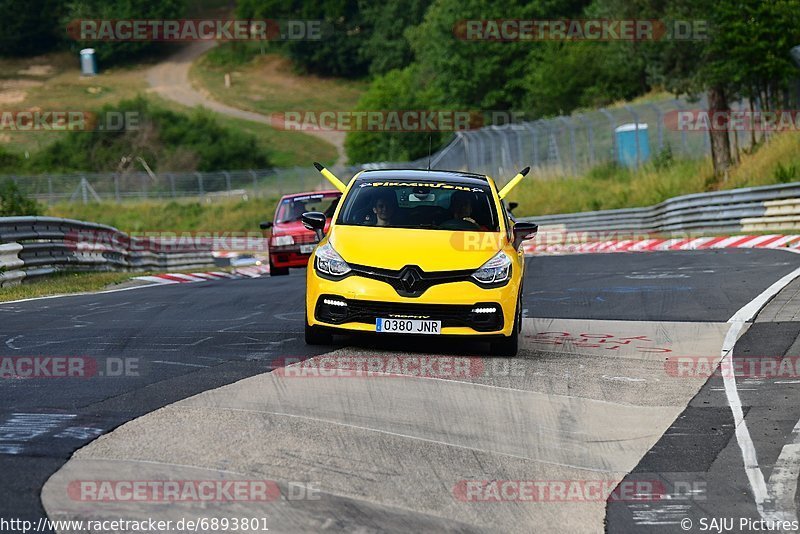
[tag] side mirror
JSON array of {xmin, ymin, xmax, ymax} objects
[
  {"xmin": 512, "ymin": 222, "xmax": 538, "ymax": 250},
  {"xmin": 508, "ymin": 202, "xmax": 518, "ymax": 213},
  {"xmin": 302, "ymin": 211, "xmax": 327, "ymax": 241},
  {"xmin": 259, "ymin": 221, "xmax": 273, "ymax": 230}
]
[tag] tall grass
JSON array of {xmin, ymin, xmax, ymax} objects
[
  {"xmin": 47, "ymin": 197, "xmax": 281, "ymax": 233},
  {"xmin": 508, "ymin": 131, "xmax": 800, "ymax": 215}
]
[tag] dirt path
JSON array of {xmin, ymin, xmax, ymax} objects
[{"xmin": 146, "ymin": 42, "xmax": 347, "ymax": 165}]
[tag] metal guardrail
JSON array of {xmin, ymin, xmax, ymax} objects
[
  {"xmin": 0, "ymin": 217, "xmax": 215, "ymax": 287},
  {"xmin": 519, "ymin": 182, "xmax": 800, "ymax": 236}
]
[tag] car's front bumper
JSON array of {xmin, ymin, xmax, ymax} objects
[
  {"xmin": 269, "ymin": 246, "xmax": 313, "ymax": 268},
  {"xmin": 306, "ymin": 270, "xmax": 519, "ymax": 336}
]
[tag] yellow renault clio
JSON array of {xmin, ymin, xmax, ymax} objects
[{"xmin": 302, "ymin": 163, "xmax": 537, "ymax": 356}]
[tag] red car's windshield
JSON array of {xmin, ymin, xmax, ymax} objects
[{"xmin": 276, "ymin": 193, "xmax": 340, "ymax": 224}]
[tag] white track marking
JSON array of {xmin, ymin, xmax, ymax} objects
[
  {"xmin": 723, "ymin": 265, "xmax": 800, "ymax": 521},
  {"xmin": 131, "ymin": 275, "xmax": 181, "ymax": 285},
  {"xmin": 767, "ymin": 418, "xmax": 800, "ymax": 521},
  {"xmin": 152, "ymin": 361, "xmax": 210, "ymax": 368},
  {"xmin": 164, "ymin": 273, "xmax": 208, "ymax": 282}
]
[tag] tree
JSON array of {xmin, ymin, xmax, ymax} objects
[
  {"xmin": 344, "ymin": 66, "xmax": 447, "ymax": 163},
  {"xmin": 597, "ymin": 0, "xmax": 800, "ymax": 178},
  {"xmin": 359, "ymin": 0, "xmax": 428, "ymax": 76},
  {"xmin": 64, "ymin": 0, "xmax": 187, "ymax": 65},
  {"xmin": 0, "ymin": 0, "xmax": 62, "ymax": 56}
]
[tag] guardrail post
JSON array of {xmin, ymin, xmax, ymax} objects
[
  {"xmin": 224, "ymin": 171, "xmax": 232, "ymax": 193},
  {"xmin": 196, "ymin": 172, "xmax": 204, "ymax": 196}
]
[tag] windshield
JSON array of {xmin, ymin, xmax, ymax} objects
[
  {"xmin": 276, "ymin": 193, "xmax": 340, "ymax": 223},
  {"xmin": 337, "ymin": 181, "xmax": 500, "ymax": 231}
]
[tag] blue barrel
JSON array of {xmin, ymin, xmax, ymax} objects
[
  {"xmin": 80, "ymin": 48, "xmax": 97, "ymax": 76},
  {"xmin": 615, "ymin": 123, "xmax": 650, "ymax": 168}
]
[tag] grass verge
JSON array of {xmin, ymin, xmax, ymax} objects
[
  {"xmin": 0, "ymin": 271, "xmax": 137, "ymax": 302},
  {"xmin": 47, "ymin": 196, "xmax": 282, "ymax": 232}
]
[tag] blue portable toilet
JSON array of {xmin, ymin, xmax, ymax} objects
[
  {"xmin": 80, "ymin": 48, "xmax": 97, "ymax": 76},
  {"xmin": 615, "ymin": 123, "xmax": 650, "ymax": 168}
]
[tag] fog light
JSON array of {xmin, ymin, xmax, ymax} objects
[
  {"xmin": 323, "ymin": 298, "xmax": 347, "ymax": 307},
  {"xmin": 472, "ymin": 307, "xmax": 497, "ymax": 314}
]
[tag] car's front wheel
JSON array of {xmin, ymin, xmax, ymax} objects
[
  {"xmin": 305, "ymin": 319, "xmax": 333, "ymax": 345},
  {"xmin": 269, "ymin": 259, "xmax": 289, "ymax": 276},
  {"xmin": 489, "ymin": 301, "xmax": 520, "ymax": 357}
]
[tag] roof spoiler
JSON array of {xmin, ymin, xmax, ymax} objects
[
  {"xmin": 313, "ymin": 162, "xmax": 347, "ymax": 193},
  {"xmin": 498, "ymin": 167, "xmax": 530, "ymax": 200}
]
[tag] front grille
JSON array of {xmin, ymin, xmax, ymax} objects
[
  {"xmin": 315, "ymin": 295, "xmax": 504, "ymax": 332},
  {"xmin": 349, "ymin": 263, "xmax": 490, "ymax": 297}
]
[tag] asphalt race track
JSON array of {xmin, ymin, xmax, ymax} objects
[{"xmin": 3, "ymin": 249, "xmax": 800, "ymax": 532}]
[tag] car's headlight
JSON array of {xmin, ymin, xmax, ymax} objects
[
  {"xmin": 271, "ymin": 235, "xmax": 294, "ymax": 247},
  {"xmin": 314, "ymin": 243, "xmax": 351, "ymax": 276},
  {"xmin": 471, "ymin": 251, "xmax": 512, "ymax": 285}
]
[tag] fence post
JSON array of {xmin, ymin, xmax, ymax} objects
[
  {"xmin": 673, "ymin": 99, "xmax": 689, "ymax": 154},
  {"xmin": 224, "ymin": 171, "xmax": 232, "ymax": 194},
  {"xmin": 599, "ymin": 108, "xmax": 617, "ymax": 163},
  {"xmin": 624, "ymin": 105, "xmax": 641, "ymax": 169},
  {"xmin": 114, "ymin": 174, "xmax": 120, "ymax": 202},
  {"xmin": 196, "ymin": 172, "xmax": 204, "ymax": 196},
  {"xmin": 47, "ymin": 175, "xmax": 53, "ymax": 201},
  {"xmin": 577, "ymin": 114, "xmax": 595, "ymax": 168},
  {"xmin": 524, "ymin": 123, "xmax": 539, "ymax": 169},
  {"xmin": 647, "ymin": 103, "xmax": 664, "ymax": 152},
  {"xmin": 461, "ymin": 132, "xmax": 472, "ymax": 171},
  {"xmin": 559, "ymin": 117, "xmax": 578, "ymax": 176},
  {"xmin": 169, "ymin": 174, "xmax": 176, "ymax": 197}
]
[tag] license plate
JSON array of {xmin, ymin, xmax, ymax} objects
[
  {"xmin": 300, "ymin": 244, "xmax": 316, "ymax": 254},
  {"xmin": 376, "ymin": 318, "xmax": 441, "ymax": 335}
]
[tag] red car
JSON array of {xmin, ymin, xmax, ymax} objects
[{"xmin": 260, "ymin": 190, "xmax": 341, "ymax": 276}]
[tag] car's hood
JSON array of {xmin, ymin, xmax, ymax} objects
[{"xmin": 328, "ymin": 225, "xmax": 504, "ymax": 271}]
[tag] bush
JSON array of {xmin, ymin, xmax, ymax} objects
[
  {"xmin": 0, "ymin": 179, "xmax": 41, "ymax": 216},
  {"xmin": 27, "ymin": 97, "xmax": 271, "ymax": 172}
]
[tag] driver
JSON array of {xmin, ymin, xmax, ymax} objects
[{"xmin": 371, "ymin": 190, "xmax": 397, "ymax": 227}]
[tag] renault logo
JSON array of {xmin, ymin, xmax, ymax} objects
[{"xmin": 398, "ymin": 266, "xmax": 422, "ymax": 291}]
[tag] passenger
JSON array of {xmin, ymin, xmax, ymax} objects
[{"xmin": 442, "ymin": 191, "xmax": 480, "ymax": 229}]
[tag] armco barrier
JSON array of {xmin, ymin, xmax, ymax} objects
[
  {"xmin": 520, "ymin": 182, "xmax": 800, "ymax": 236},
  {"xmin": 0, "ymin": 217, "xmax": 214, "ymax": 287}
]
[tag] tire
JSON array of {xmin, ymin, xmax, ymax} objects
[
  {"xmin": 269, "ymin": 260, "xmax": 289, "ymax": 276},
  {"xmin": 305, "ymin": 319, "xmax": 333, "ymax": 345},
  {"xmin": 489, "ymin": 300, "xmax": 520, "ymax": 357}
]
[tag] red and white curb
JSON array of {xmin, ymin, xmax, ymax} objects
[
  {"xmin": 133, "ymin": 268, "xmax": 269, "ymax": 285},
  {"xmin": 523, "ymin": 234, "xmax": 800, "ymax": 255},
  {"xmin": 233, "ymin": 265, "xmax": 271, "ymax": 277}
]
